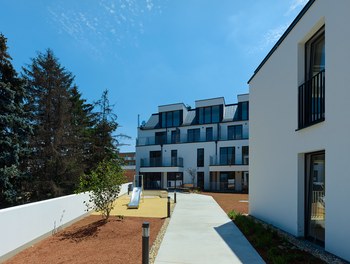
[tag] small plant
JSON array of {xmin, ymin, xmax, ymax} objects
[
  {"xmin": 77, "ymin": 158, "xmax": 126, "ymax": 221},
  {"xmin": 228, "ymin": 210, "xmax": 241, "ymax": 220},
  {"xmin": 116, "ymin": 215, "xmax": 124, "ymax": 221}
]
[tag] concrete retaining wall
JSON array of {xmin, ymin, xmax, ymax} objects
[{"xmin": 0, "ymin": 182, "xmax": 131, "ymax": 261}]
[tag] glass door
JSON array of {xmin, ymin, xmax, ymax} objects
[{"xmin": 305, "ymin": 151, "xmax": 325, "ymax": 244}]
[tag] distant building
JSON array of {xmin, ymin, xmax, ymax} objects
[
  {"xmin": 248, "ymin": 0, "xmax": 350, "ymax": 261},
  {"xmin": 136, "ymin": 94, "xmax": 249, "ymax": 192},
  {"xmin": 119, "ymin": 152, "xmax": 136, "ymax": 182}
]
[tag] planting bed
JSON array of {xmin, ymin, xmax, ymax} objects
[{"xmin": 5, "ymin": 215, "xmax": 164, "ymax": 264}]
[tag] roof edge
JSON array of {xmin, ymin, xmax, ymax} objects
[{"xmin": 247, "ymin": 0, "xmax": 316, "ymax": 84}]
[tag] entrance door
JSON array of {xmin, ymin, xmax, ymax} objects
[{"xmin": 305, "ymin": 151, "xmax": 325, "ymax": 244}]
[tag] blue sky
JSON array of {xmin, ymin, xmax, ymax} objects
[{"xmin": 0, "ymin": 0, "xmax": 308, "ymax": 152}]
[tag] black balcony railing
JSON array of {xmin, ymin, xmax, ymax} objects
[{"xmin": 298, "ymin": 70, "xmax": 325, "ymax": 129}]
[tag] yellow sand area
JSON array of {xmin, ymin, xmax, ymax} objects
[{"xmin": 92, "ymin": 194, "xmax": 172, "ymax": 218}]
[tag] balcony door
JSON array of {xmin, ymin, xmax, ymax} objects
[
  {"xmin": 305, "ymin": 151, "xmax": 325, "ymax": 245},
  {"xmin": 150, "ymin": 151, "xmax": 161, "ymax": 167}
]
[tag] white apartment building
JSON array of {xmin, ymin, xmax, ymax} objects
[
  {"xmin": 136, "ymin": 94, "xmax": 249, "ymax": 192},
  {"xmin": 249, "ymin": 0, "xmax": 350, "ymax": 261}
]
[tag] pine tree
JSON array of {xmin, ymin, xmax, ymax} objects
[
  {"xmin": 0, "ymin": 33, "xmax": 30, "ymax": 207},
  {"xmin": 23, "ymin": 49, "xmax": 81, "ymax": 199}
]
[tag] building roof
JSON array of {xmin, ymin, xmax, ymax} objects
[{"xmin": 247, "ymin": 0, "xmax": 316, "ymax": 84}]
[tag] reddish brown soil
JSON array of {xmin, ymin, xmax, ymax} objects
[
  {"xmin": 203, "ymin": 192, "xmax": 249, "ymax": 214},
  {"xmin": 5, "ymin": 215, "xmax": 164, "ymax": 264}
]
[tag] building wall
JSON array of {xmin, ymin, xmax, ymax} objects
[{"xmin": 249, "ymin": 0, "xmax": 350, "ymax": 261}]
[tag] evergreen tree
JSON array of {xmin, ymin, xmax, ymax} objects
[
  {"xmin": 23, "ymin": 49, "xmax": 81, "ymax": 199},
  {"xmin": 0, "ymin": 33, "xmax": 30, "ymax": 207}
]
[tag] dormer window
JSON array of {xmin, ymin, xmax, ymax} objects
[
  {"xmin": 197, "ymin": 105, "xmax": 222, "ymax": 124},
  {"xmin": 160, "ymin": 110, "xmax": 183, "ymax": 128}
]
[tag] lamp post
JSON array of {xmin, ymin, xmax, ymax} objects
[{"xmin": 174, "ymin": 174, "xmax": 177, "ymax": 203}]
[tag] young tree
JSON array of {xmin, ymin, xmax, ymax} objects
[
  {"xmin": 0, "ymin": 33, "xmax": 31, "ymax": 207},
  {"xmin": 186, "ymin": 168, "xmax": 197, "ymax": 189},
  {"xmin": 78, "ymin": 158, "xmax": 126, "ymax": 220}
]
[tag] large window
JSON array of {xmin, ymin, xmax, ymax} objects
[
  {"xmin": 171, "ymin": 150, "xmax": 178, "ymax": 166},
  {"xmin": 220, "ymin": 147, "xmax": 235, "ymax": 165},
  {"xmin": 197, "ymin": 148, "xmax": 204, "ymax": 167},
  {"xmin": 187, "ymin": 128, "xmax": 200, "ymax": 142},
  {"xmin": 197, "ymin": 105, "xmax": 222, "ymax": 124},
  {"xmin": 160, "ymin": 110, "xmax": 183, "ymax": 128},
  {"xmin": 227, "ymin": 125, "xmax": 243, "ymax": 140},
  {"xmin": 298, "ymin": 27, "xmax": 325, "ymax": 129}
]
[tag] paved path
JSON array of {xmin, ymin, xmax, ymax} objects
[{"xmin": 155, "ymin": 193, "xmax": 265, "ymax": 264}]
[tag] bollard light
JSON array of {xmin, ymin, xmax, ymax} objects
[
  {"xmin": 174, "ymin": 189, "xmax": 177, "ymax": 203},
  {"xmin": 142, "ymin": 222, "xmax": 150, "ymax": 264},
  {"xmin": 167, "ymin": 196, "xmax": 171, "ymax": 218}
]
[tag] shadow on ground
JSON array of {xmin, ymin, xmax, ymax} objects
[{"xmin": 59, "ymin": 219, "xmax": 107, "ymax": 242}]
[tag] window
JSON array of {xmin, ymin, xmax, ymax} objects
[
  {"xmin": 197, "ymin": 148, "xmax": 204, "ymax": 167},
  {"xmin": 298, "ymin": 27, "xmax": 325, "ymax": 129},
  {"xmin": 233, "ymin": 102, "xmax": 249, "ymax": 121},
  {"xmin": 149, "ymin": 151, "xmax": 161, "ymax": 166},
  {"xmin": 242, "ymin": 146, "xmax": 249, "ymax": 165},
  {"xmin": 171, "ymin": 129, "xmax": 180, "ymax": 144},
  {"xmin": 187, "ymin": 128, "xmax": 200, "ymax": 142},
  {"xmin": 155, "ymin": 131, "xmax": 166, "ymax": 145},
  {"xmin": 220, "ymin": 147, "xmax": 235, "ymax": 165},
  {"xmin": 171, "ymin": 150, "xmax": 177, "ymax": 166},
  {"xmin": 160, "ymin": 110, "xmax": 183, "ymax": 128},
  {"xmin": 227, "ymin": 125, "xmax": 242, "ymax": 140},
  {"xmin": 197, "ymin": 105, "xmax": 222, "ymax": 124},
  {"xmin": 206, "ymin": 127, "xmax": 213, "ymax": 141}
]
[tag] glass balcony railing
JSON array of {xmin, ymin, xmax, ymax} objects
[
  {"xmin": 140, "ymin": 157, "xmax": 184, "ymax": 167},
  {"xmin": 209, "ymin": 155, "xmax": 249, "ymax": 166},
  {"xmin": 137, "ymin": 133, "xmax": 248, "ymax": 146}
]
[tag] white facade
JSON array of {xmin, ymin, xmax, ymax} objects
[
  {"xmin": 249, "ymin": 0, "xmax": 350, "ymax": 261},
  {"xmin": 136, "ymin": 95, "xmax": 249, "ymax": 192}
]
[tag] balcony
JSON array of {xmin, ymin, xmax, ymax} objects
[
  {"xmin": 209, "ymin": 155, "xmax": 249, "ymax": 166},
  {"xmin": 298, "ymin": 69, "xmax": 325, "ymax": 129},
  {"xmin": 137, "ymin": 133, "xmax": 248, "ymax": 146},
  {"xmin": 140, "ymin": 157, "xmax": 184, "ymax": 167}
]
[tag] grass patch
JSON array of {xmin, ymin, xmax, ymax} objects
[{"xmin": 227, "ymin": 210, "xmax": 325, "ymax": 264}]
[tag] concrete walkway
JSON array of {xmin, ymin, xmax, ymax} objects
[{"xmin": 155, "ymin": 193, "xmax": 265, "ymax": 264}]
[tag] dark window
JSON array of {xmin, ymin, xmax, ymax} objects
[
  {"xmin": 150, "ymin": 151, "xmax": 161, "ymax": 166},
  {"xmin": 206, "ymin": 127, "xmax": 213, "ymax": 141},
  {"xmin": 171, "ymin": 129, "xmax": 180, "ymax": 144},
  {"xmin": 155, "ymin": 131, "xmax": 166, "ymax": 145},
  {"xmin": 197, "ymin": 148, "xmax": 204, "ymax": 167},
  {"xmin": 188, "ymin": 128, "xmax": 200, "ymax": 142},
  {"xmin": 220, "ymin": 147, "xmax": 235, "ymax": 165},
  {"xmin": 241, "ymin": 102, "xmax": 249, "ymax": 120},
  {"xmin": 233, "ymin": 102, "xmax": 249, "ymax": 121},
  {"xmin": 173, "ymin": 111, "xmax": 180, "ymax": 126},
  {"xmin": 171, "ymin": 150, "xmax": 177, "ymax": 166},
  {"xmin": 212, "ymin": 105, "xmax": 220, "ymax": 123},
  {"xmin": 197, "ymin": 105, "xmax": 222, "ymax": 124},
  {"xmin": 298, "ymin": 27, "xmax": 325, "ymax": 129},
  {"xmin": 228, "ymin": 125, "xmax": 243, "ymax": 140},
  {"xmin": 160, "ymin": 110, "xmax": 183, "ymax": 128},
  {"xmin": 242, "ymin": 146, "xmax": 249, "ymax": 165}
]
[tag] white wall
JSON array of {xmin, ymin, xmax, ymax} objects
[
  {"xmin": 0, "ymin": 182, "xmax": 130, "ymax": 261},
  {"xmin": 249, "ymin": 0, "xmax": 350, "ymax": 261}
]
